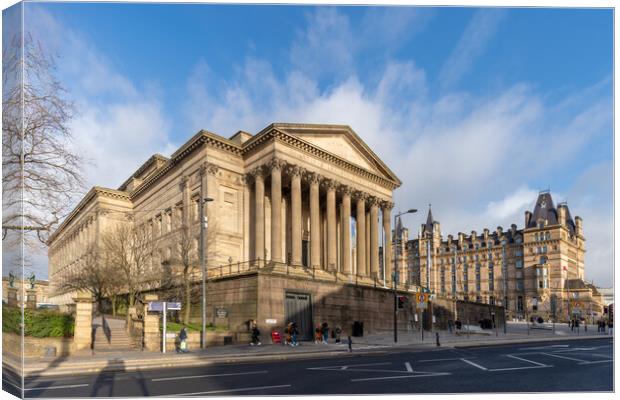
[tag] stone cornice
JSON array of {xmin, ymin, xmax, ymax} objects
[
  {"xmin": 47, "ymin": 187, "xmax": 131, "ymax": 245},
  {"xmin": 243, "ymin": 128, "xmax": 400, "ymax": 190}
]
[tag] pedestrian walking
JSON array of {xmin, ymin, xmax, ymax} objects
[
  {"xmin": 321, "ymin": 322, "xmax": 329, "ymax": 344},
  {"xmin": 178, "ymin": 327, "xmax": 189, "ymax": 353},
  {"xmin": 291, "ymin": 322, "xmax": 299, "ymax": 346},
  {"xmin": 335, "ymin": 326, "xmax": 342, "ymax": 343},
  {"xmin": 447, "ymin": 319, "xmax": 453, "ymax": 333},
  {"xmin": 250, "ymin": 320, "xmax": 261, "ymax": 346},
  {"xmin": 314, "ymin": 324, "xmax": 322, "ymax": 344},
  {"xmin": 285, "ymin": 322, "xmax": 293, "ymax": 346},
  {"xmin": 607, "ymin": 320, "xmax": 613, "ymax": 335}
]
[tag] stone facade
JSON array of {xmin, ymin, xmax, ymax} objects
[
  {"xmin": 48, "ymin": 123, "xmax": 422, "ymax": 337},
  {"xmin": 401, "ymin": 192, "xmax": 602, "ymax": 322}
]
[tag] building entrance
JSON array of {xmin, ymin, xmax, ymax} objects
[{"xmin": 284, "ymin": 292, "xmax": 313, "ymax": 340}]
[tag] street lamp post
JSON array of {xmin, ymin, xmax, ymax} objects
[
  {"xmin": 199, "ymin": 175, "xmax": 214, "ymax": 349},
  {"xmin": 393, "ymin": 208, "xmax": 417, "ymax": 343}
]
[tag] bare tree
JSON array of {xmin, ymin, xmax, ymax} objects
[
  {"xmin": 101, "ymin": 221, "xmax": 156, "ymax": 328},
  {"xmin": 163, "ymin": 223, "xmax": 199, "ymax": 323},
  {"xmin": 60, "ymin": 245, "xmax": 115, "ymax": 313},
  {"xmin": 2, "ymin": 32, "xmax": 85, "ymax": 248}
]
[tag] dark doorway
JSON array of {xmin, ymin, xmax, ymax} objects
[{"xmin": 284, "ymin": 292, "xmax": 313, "ymax": 340}]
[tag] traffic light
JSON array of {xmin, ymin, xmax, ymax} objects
[{"xmin": 398, "ymin": 296, "xmax": 407, "ymax": 309}]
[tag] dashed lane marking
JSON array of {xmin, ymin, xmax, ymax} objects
[
  {"xmin": 578, "ymin": 360, "xmax": 613, "ymax": 365},
  {"xmin": 156, "ymin": 384, "xmax": 292, "ymax": 396},
  {"xmin": 23, "ymin": 383, "xmax": 89, "ymax": 391},
  {"xmin": 350, "ymin": 372, "xmax": 451, "ymax": 382},
  {"xmin": 405, "ymin": 362, "xmax": 413, "ymax": 372},
  {"xmin": 151, "ymin": 370, "xmax": 268, "ymax": 382},
  {"xmin": 460, "ymin": 358, "xmax": 488, "ymax": 371},
  {"xmin": 308, "ymin": 362, "xmax": 392, "ymax": 371}
]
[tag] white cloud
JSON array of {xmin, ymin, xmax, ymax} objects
[
  {"xmin": 183, "ymin": 7, "xmax": 612, "ymax": 286},
  {"xmin": 439, "ymin": 8, "xmax": 506, "ymax": 89}
]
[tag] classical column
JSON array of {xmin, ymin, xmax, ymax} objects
[
  {"xmin": 355, "ymin": 193, "xmax": 367, "ymax": 276},
  {"xmin": 365, "ymin": 209, "xmax": 371, "ymax": 276},
  {"xmin": 325, "ymin": 179, "xmax": 337, "ymax": 271},
  {"xmin": 289, "ymin": 165, "xmax": 303, "ymax": 266},
  {"xmin": 370, "ymin": 198, "xmax": 379, "ymax": 279},
  {"xmin": 308, "ymin": 172, "xmax": 322, "ymax": 269},
  {"xmin": 382, "ymin": 202, "xmax": 393, "ymax": 282},
  {"xmin": 252, "ymin": 167, "xmax": 265, "ymax": 261},
  {"xmin": 270, "ymin": 159, "xmax": 284, "ymax": 263},
  {"xmin": 341, "ymin": 187, "xmax": 352, "ymax": 275}
]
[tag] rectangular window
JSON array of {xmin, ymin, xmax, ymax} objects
[
  {"xmin": 516, "ymin": 280, "xmax": 524, "ymax": 291},
  {"xmin": 489, "ymin": 296, "xmax": 495, "ymax": 306},
  {"xmin": 489, "ymin": 271, "xmax": 494, "ymax": 291},
  {"xmin": 516, "ymin": 260, "xmax": 523, "ymax": 269}
]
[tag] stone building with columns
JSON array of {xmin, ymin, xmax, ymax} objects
[
  {"xmin": 48, "ymin": 123, "xmax": 420, "ymax": 339},
  {"xmin": 401, "ymin": 191, "xmax": 602, "ymax": 322}
]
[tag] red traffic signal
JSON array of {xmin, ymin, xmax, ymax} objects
[{"xmin": 397, "ymin": 296, "xmax": 408, "ymax": 309}]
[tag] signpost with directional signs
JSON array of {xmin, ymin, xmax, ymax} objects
[{"xmin": 148, "ymin": 301, "xmax": 182, "ymax": 354}]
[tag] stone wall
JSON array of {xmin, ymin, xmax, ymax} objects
[
  {"xmin": 256, "ymin": 271, "xmax": 417, "ymax": 340},
  {"xmin": 3, "ymin": 333, "xmax": 75, "ymax": 358}
]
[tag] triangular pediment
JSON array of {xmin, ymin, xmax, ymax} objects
[{"xmin": 271, "ymin": 123, "xmax": 401, "ymax": 185}]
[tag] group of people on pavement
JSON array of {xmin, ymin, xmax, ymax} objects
[
  {"xmin": 284, "ymin": 322, "xmax": 299, "ymax": 346},
  {"xmin": 596, "ymin": 319, "xmax": 614, "ymax": 334}
]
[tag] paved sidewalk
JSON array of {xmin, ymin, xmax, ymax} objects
[{"xmin": 4, "ymin": 322, "xmax": 611, "ymax": 378}]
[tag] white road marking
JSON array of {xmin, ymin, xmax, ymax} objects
[
  {"xmin": 2, "ymin": 378, "xmax": 21, "ymax": 390},
  {"xmin": 24, "ymin": 384, "xmax": 89, "ymax": 391},
  {"xmin": 578, "ymin": 360, "xmax": 613, "ymax": 365},
  {"xmin": 151, "ymin": 370, "xmax": 268, "ymax": 382},
  {"xmin": 518, "ymin": 344, "xmax": 569, "ymax": 351},
  {"xmin": 351, "ymin": 372, "xmax": 451, "ymax": 382},
  {"xmin": 157, "ymin": 384, "xmax": 292, "ymax": 396},
  {"xmin": 418, "ymin": 357, "xmax": 470, "ymax": 362},
  {"xmin": 405, "ymin": 362, "xmax": 413, "ymax": 372},
  {"xmin": 489, "ymin": 365, "xmax": 552, "ymax": 372},
  {"xmin": 308, "ymin": 362, "xmax": 391, "ymax": 370},
  {"xmin": 460, "ymin": 358, "xmax": 488, "ymax": 371},
  {"xmin": 540, "ymin": 352, "xmax": 588, "ymax": 362},
  {"xmin": 506, "ymin": 354, "xmax": 549, "ymax": 367}
]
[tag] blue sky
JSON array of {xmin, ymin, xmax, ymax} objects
[{"xmin": 5, "ymin": 3, "xmax": 613, "ymax": 285}]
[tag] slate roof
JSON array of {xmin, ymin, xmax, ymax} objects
[
  {"xmin": 422, "ymin": 205, "xmax": 435, "ymax": 235},
  {"xmin": 527, "ymin": 191, "xmax": 576, "ymax": 235}
]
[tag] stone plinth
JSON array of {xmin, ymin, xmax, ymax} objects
[
  {"xmin": 143, "ymin": 294, "xmax": 161, "ymax": 352},
  {"xmin": 73, "ymin": 290, "xmax": 94, "ymax": 351},
  {"xmin": 26, "ymin": 289, "xmax": 37, "ymax": 310},
  {"xmin": 7, "ymin": 287, "xmax": 18, "ymax": 307}
]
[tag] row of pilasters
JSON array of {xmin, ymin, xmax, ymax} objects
[{"xmin": 248, "ymin": 159, "xmax": 394, "ymax": 280}]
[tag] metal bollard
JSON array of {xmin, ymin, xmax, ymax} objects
[{"xmin": 435, "ymin": 332, "xmax": 440, "ymax": 347}]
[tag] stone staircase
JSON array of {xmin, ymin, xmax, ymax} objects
[{"xmin": 92, "ymin": 315, "xmax": 139, "ymax": 353}]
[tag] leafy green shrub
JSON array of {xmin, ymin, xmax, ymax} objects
[
  {"xmin": 2, "ymin": 306, "xmax": 22, "ymax": 335},
  {"xmin": 2, "ymin": 306, "xmax": 74, "ymax": 338}
]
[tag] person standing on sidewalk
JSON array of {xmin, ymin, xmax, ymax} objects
[
  {"xmin": 608, "ymin": 320, "xmax": 613, "ymax": 335},
  {"xmin": 291, "ymin": 322, "xmax": 299, "ymax": 346},
  {"xmin": 321, "ymin": 322, "xmax": 329, "ymax": 344},
  {"xmin": 178, "ymin": 327, "xmax": 189, "ymax": 353}
]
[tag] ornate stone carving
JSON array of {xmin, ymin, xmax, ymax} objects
[
  {"xmin": 248, "ymin": 166, "xmax": 265, "ymax": 179},
  {"xmin": 381, "ymin": 200, "xmax": 395, "ymax": 210},
  {"xmin": 286, "ymin": 164, "xmax": 304, "ymax": 178},
  {"xmin": 339, "ymin": 185, "xmax": 354, "ymax": 196},
  {"xmin": 321, "ymin": 178, "xmax": 338, "ymax": 190},
  {"xmin": 199, "ymin": 161, "xmax": 219, "ymax": 176},
  {"xmin": 268, "ymin": 158, "xmax": 286, "ymax": 171},
  {"xmin": 304, "ymin": 171, "xmax": 322, "ymax": 185}
]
